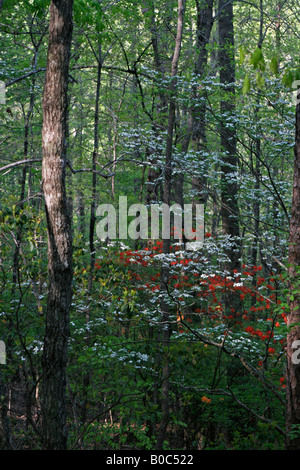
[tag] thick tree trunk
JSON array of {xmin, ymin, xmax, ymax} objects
[
  {"xmin": 286, "ymin": 91, "xmax": 300, "ymax": 450},
  {"xmin": 41, "ymin": 0, "xmax": 73, "ymax": 450},
  {"xmin": 218, "ymin": 0, "xmax": 240, "ymax": 272}
]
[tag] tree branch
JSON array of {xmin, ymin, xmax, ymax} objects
[
  {"xmin": 65, "ymin": 159, "xmax": 114, "ymax": 179},
  {"xmin": 5, "ymin": 68, "xmax": 46, "ymax": 87},
  {"xmin": 0, "ymin": 158, "xmax": 42, "ymax": 173}
]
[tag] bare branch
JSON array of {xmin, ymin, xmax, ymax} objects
[
  {"xmin": 65, "ymin": 160, "xmax": 114, "ymax": 179},
  {"xmin": 0, "ymin": 158, "xmax": 42, "ymax": 173},
  {"xmin": 5, "ymin": 68, "xmax": 46, "ymax": 87}
]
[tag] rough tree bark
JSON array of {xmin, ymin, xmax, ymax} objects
[
  {"xmin": 190, "ymin": 0, "xmax": 214, "ymax": 206},
  {"xmin": 286, "ymin": 86, "xmax": 300, "ymax": 450},
  {"xmin": 218, "ymin": 0, "xmax": 240, "ymax": 272},
  {"xmin": 41, "ymin": 0, "xmax": 73, "ymax": 450}
]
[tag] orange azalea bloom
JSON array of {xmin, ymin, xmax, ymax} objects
[{"xmin": 201, "ymin": 396, "xmax": 211, "ymax": 404}]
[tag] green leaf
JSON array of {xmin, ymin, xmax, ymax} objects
[
  {"xmin": 282, "ymin": 70, "xmax": 295, "ymax": 88},
  {"xmin": 239, "ymin": 46, "xmax": 246, "ymax": 65},
  {"xmin": 270, "ymin": 57, "xmax": 279, "ymax": 76},
  {"xmin": 256, "ymin": 72, "xmax": 265, "ymax": 89},
  {"xmin": 242, "ymin": 75, "xmax": 251, "ymax": 94},
  {"xmin": 249, "ymin": 47, "xmax": 265, "ymax": 70}
]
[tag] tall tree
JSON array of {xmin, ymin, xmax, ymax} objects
[
  {"xmin": 82, "ymin": 38, "xmax": 102, "ymax": 426},
  {"xmin": 218, "ymin": 0, "xmax": 240, "ymax": 272},
  {"xmin": 142, "ymin": 0, "xmax": 169, "ymax": 208},
  {"xmin": 286, "ymin": 86, "xmax": 300, "ymax": 450},
  {"xmin": 156, "ymin": 0, "xmax": 186, "ymax": 450},
  {"xmin": 41, "ymin": 0, "xmax": 73, "ymax": 450},
  {"xmin": 191, "ymin": 0, "xmax": 214, "ymax": 206}
]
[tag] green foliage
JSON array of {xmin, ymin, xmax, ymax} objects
[
  {"xmin": 242, "ymin": 75, "xmax": 250, "ymax": 94},
  {"xmin": 270, "ymin": 57, "xmax": 279, "ymax": 76},
  {"xmin": 249, "ymin": 47, "xmax": 265, "ymax": 71},
  {"xmin": 0, "ymin": 0, "xmax": 298, "ymax": 451}
]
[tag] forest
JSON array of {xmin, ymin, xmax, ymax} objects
[{"xmin": 0, "ymin": 0, "xmax": 300, "ymax": 452}]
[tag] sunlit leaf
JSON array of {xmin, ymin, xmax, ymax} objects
[
  {"xmin": 242, "ymin": 75, "xmax": 251, "ymax": 94},
  {"xmin": 270, "ymin": 57, "xmax": 279, "ymax": 76},
  {"xmin": 249, "ymin": 47, "xmax": 265, "ymax": 71}
]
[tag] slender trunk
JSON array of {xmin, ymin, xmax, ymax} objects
[
  {"xmin": 156, "ymin": 0, "xmax": 185, "ymax": 450},
  {"xmin": 41, "ymin": 0, "xmax": 73, "ymax": 450},
  {"xmin": 143, "ymin": 0, "xmax": 168, "ymax": 208},
  {"xmin": 174, "ymin": 109, "xmax": 190, "ymax": 209},
  {"xmin": 89, "ymin": 41, "xmax": 102, "ymax": 289},
  {"xmin": 218, "ymin": 0, "xmax": 240, "ymax": 272},
  {"xmin": 111, "ymin": 77, "xmax": 126, "ymax": 199},
  {"xmin": 82, "ymin": 41, "xmax": 102, "ymax": 426},
  {"xmin": 286, "ymin": 88, "xmax": 300, "ymax": 450},
  {"xmin": 191, "ymin": 0, "xmax": 214, "ymax": 206},
  {"xmin": 251, "ymin": 136, "xmax": 260, "ymax": 299},
  {"xmin": 7, "ymin": 56, "xmax": 37, "ymax": 450},
  {"xmin": 77, "ymin": 103, "xmax": 86, "ymax": 236},
  {"xmin": 251, "ymin": 4, "xmax": 264, "ymax": 288},
  {"xmin": 12, "ymin": 65, "xmax": 36, "ymax": 288}
]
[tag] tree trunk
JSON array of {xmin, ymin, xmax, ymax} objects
[
  {"xmin": 156, "ymin": 0, "xmax": 186, "ymax": 450},
  {"xmin": 191, "ymin": 0, "xmax": 214, "ymax": 206},
  {"xmin": 12, "ymin": 65, "xmax": 36, "ymax": 289},
  {"xmin": 81, "ymin": 40, "xmax": 102, "ymax": 427},
  {"xmin": 286, "ymin": 87, "xmax": 300, "ymax": 450},
  {"xmin": 142, "ymin": 0, "xmax": 169, "ymax": 209},
  {"xmin": 218, "ymin": 0, "xmax": 240, "ymax": 272},
  {"xmin": 251, "ymin": 3, "xmax": 264, "ymax": 293},
  {"xmin": 41, "ymin": 0, "xmax": 73, "ymax": 450}
]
